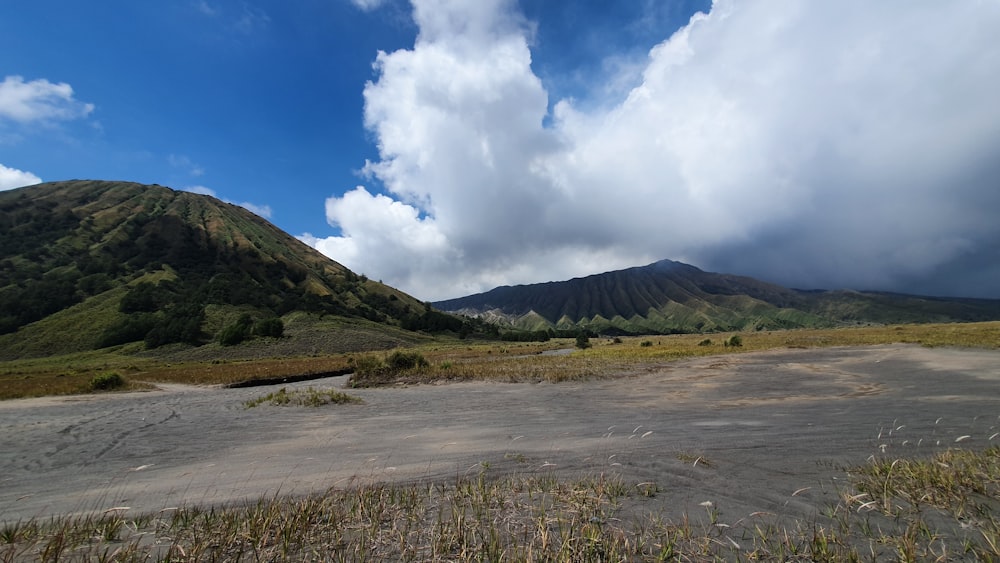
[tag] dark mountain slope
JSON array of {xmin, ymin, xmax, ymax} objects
[
  {"xmin": 0, "ymin": 180, "xmax": 451, "ymax": 359},
  {"xmin": 434, "ymin": 259, "xmax": 1000, "ymax": 334}
]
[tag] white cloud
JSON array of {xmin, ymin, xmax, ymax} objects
[
  {"xmin": 0, "ymin": 75, "xmax": 94, "ymax": 124},
  {"xmin": 168, "ymin": 154, "xmax": 205, "ymax": 177},
  {"xmin": 0, "ymin": 163, "xmax": 41, "ymax": 191},
  {"xmin": 193, "ymin": 0, "xmax": 218, "ymax": 17},
  {"xmin": 182, "ymin": 185, "xmax": 216, "ymax": 196},
  {"xmin": 308, "ymin": 0, "xmax": 1000, "ymax": 300},
  {"xmin": 234, "ymin": 6, "xmax": 270, "ymax": 35},
  {"xmin": 182, "ymin": 185, "xmax": 272, "ymax": 219},
  {"xmin": 236, "ymin": 201, "xmax": 273, "ymax": 219},
  {"xmin": 300, "ymin": 186, "xmax": 456, "ymax": 294},
  {"xmin": 350, "ymin": 0, "xmax": 387, "ymax": 12}
]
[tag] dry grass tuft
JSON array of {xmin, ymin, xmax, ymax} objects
[
  {"xmin": 243, "ymin": 386, "xmax": 363, "ymax": 408},
  {"xmin": 4, "ymin": 448, "xmax": 999, "ymax": 561}
]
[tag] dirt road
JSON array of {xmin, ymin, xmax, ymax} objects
[{"xmin": 2, "ymin": 345, "xmax": 998, "ymax": 524}]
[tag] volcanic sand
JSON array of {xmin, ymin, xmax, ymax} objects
[{"xmin": 1, "ymin": 344, "xmax": 998, "ymax": 525}]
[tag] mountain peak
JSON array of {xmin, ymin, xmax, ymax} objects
[
  {"xmin": 0, "ymin": 180, "xmax": 439, "ymax": 359},
  {"xmin": 644, "ymin": 259, "xmax": 701, "ymax": 273},
  {"xmin": 434, "ymin": 258, "xmax": 1000, "ymax": 334}
]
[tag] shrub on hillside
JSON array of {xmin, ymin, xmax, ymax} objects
[
  {"xmin": 90, "ymin": 372, "xmax": 125, "ymax": 391},
  {"xmin": 144, "ymin": 304, "xmax": 205, "ymax": 348},
  {"xmin": 254, "ymin": 317, "xmax": 284, "ymax": 338},
  {"xmin": 97, "ymin": 314, "xmax": 158, "ymax": 348},
  {"xmin": 219, "ymin": 314, "xmax": 254, "ymax": 346}
]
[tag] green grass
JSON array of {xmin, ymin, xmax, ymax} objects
[
  {"xmin": 0, "ymin": 314, "xmax": 431, "ymax": 400},
  {"xmin": 243, "ymin": 386, "xmax": 362, "ymax": 408},
  {"xmin": 2, "ymin": 448, "xmax": 997, "ymax": 561},
  {"xmin": 0, "ymin": 287, "xmax": 127, "ymax": 359},
  {"xmin": 1, "ymin": 180, "xmax": 437, "ymax": 361}
]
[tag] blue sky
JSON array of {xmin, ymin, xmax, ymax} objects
[
  {"xmin": 3, "ymin": 0, "xmax": 1000, "ymax": 301},
  {"xmin": 0, "ymin": 0, "xmax": 704, "ymax": 235},
  {"xmin": 0, "ymin": 0, "xmax": 419, "ymax": 232}
]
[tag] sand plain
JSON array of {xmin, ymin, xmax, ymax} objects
[{"xmin": 1, "ymin": 344, "xmax": 998, "ymax": 525}]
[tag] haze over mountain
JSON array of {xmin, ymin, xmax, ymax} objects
[
  {"xmin": 434, "ymin": 259, "xmax": 1000, "ymax": 335},
  {"xmin": 0, "ymin": 180, "xmax": 462, "ymax": 360}
]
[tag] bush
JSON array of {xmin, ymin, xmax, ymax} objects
[
  {"xmin": 96, "ymin": 313, "xmax": 158, "ymax": 348},
  {"xmin": 640, "ymin": 340, "xmax": 653, "ymax": 347},
  {"xmin": 218, "ymin": 322, "xmax": 250, "ymax": 346},
  {"xmin": 219, "ymin": 314, "xmax": 254, "ymax": 346},
  {"xmin": 500, "ymin": 330, "xmax": 551, "ymax": 342},
  {"xmin": 698, "ymin": 338, "xmax": 713, "ymax": 346},
  {"xmin": 144, "ymin": 304, "xmax": 205, "ymax": 348},
  {"xmin": 725, "ymin": 334, "xmax": 743, "ymax": 347},
  {"xmin": 90, "ymin": 372, "xmax": 125, "ymax": 391},
  {"xmin": 351, "ymin": 350, "xmax": 429, "ymax": 387},
  {"xmin": 254, "ymin": 317, "xmax": 284, "ymax": 338},
  {"xmin": 575, "ymin": 334, "xmax": 591, "ymax": 349},
  {"xmin": 386, "ymin": 350, "xmax": 429, "ymax": 370}
]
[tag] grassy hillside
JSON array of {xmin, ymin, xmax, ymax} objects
[{"xmin": 0, "ymin": 180, "xmax": 464, "ymax": 360}]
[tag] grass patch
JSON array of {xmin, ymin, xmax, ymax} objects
[
  {"xmin": 3, "ymin": 449, "xmax": 998, "ymax": 561},
  {"xmin": 851, "ymin": 446, "xmax": 999, "ymax": 516},
  {"xmin": 838, "ymin": 446, "xmax": 1000, "ymax": 560},
  {"xmin": 243, "ymin": 386, "xmax": 362, "ymax": 408},
  {"xmin": 2, "ymin": 321, "xmax": 999, "ymax": 399}
]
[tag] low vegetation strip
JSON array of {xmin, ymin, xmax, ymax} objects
[
  {"xmin": 243, "ymin": 386, "xmax": 362, "ymax": 408},
  {"xmin": 1, "ymin": 448, "xmax": 997, "ymax": 561},
  {"xmin": 344, "ymin": 321, "xmax": 1000, "ymax": 388},
  {"xmin": 1, "ymin": 321, "xmax": 998, "ymax": 400}
]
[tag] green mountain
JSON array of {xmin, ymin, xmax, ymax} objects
[
  {"xmin": 0, "ymin": 180, "xmax": 459, "ymax": 360},
  {"xmin": 433, "ymin": 259, "xmax": 1000, "ymax": 334}
]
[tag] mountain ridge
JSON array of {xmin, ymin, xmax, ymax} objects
[
  {"xmin": 4, "ymin": 180, "xmax": 999, "ymax": 359},
  {"xmin": 433, "ymin": 259, "xmax": 1000, "ymax": 334}
]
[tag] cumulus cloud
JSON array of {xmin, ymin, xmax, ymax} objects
[
  {"xmin": 0, "ymin": 163, "xmax": 42, "ymax": 191},
  {"xmin": 0, "ymin": 75, "xmax": 94, "ymax": 124},
  {"xmin": 308, "ymin": 0, "xmax": 1000, "ymax": 300},
  {"xmin": 301, "ymin": 185, "xmax": 456, "ymax": 290}
]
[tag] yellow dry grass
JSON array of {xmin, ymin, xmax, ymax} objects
[{"xmin": 1, "ymin": 321, "xmax": 997, "ymax": 400}]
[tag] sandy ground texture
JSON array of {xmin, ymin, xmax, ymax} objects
[{"xmin": 1, "ymin": 344, "xmax": 998, "ymax": 525}]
